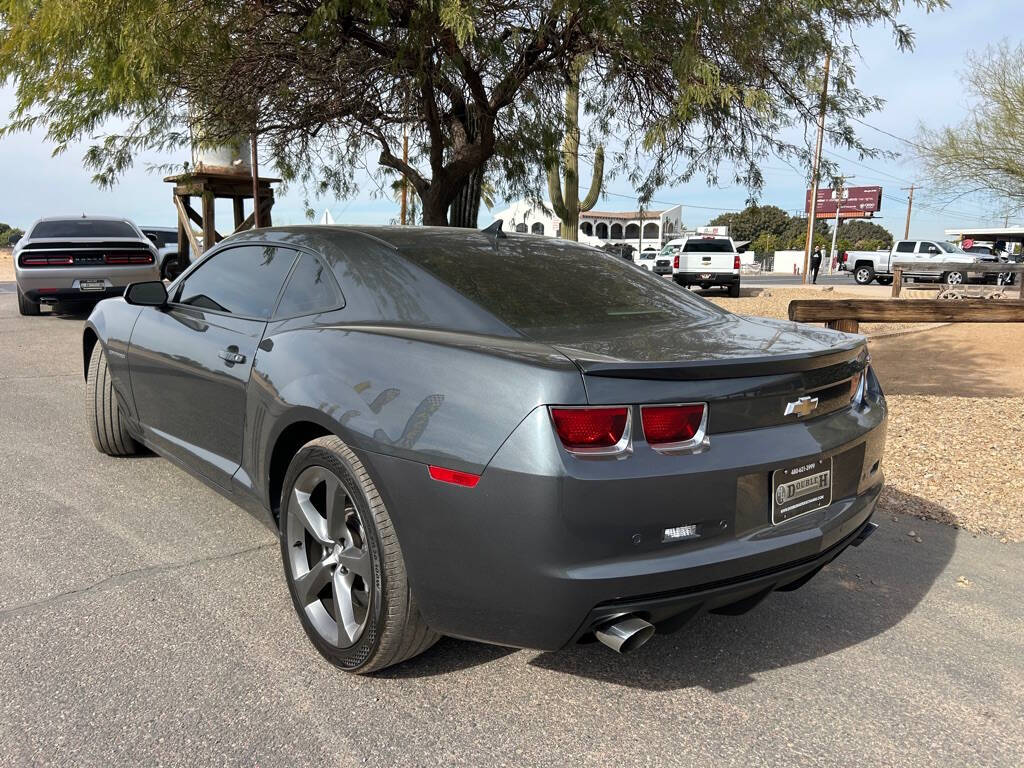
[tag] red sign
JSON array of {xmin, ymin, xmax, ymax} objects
[
  {"xmin": 962, "ymin": 239, "xmax": 975, "ymax": 249},
  {"xmin": 805, "ymin": 185, "xmax": 882, "ymax": 216}
]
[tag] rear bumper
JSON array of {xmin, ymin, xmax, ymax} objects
[
  {"xmin": 362, "ymin": 393, "xmax": 887, "ymax": 651},
  {"xmin": 15, "ymin": 263, "xmax": 161, "ymax": 298},
  {"xmin": 673, "ymin": 271, "xmax": 740, "ymax": 286}
]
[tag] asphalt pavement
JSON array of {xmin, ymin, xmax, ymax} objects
[{"xmin": 0, "ymin": 295, "xmax": 1021, "ymax": 767}]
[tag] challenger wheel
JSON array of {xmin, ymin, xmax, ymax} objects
[
  {"xmin": 280, "ymin": 436, "xmax": 439, "ymax": 673},
  {"xmin": 86, "ymin": 344, "xmax": 138, "ymax": 456},
  {"xmin": 17, "ymin": 286, "xmax": 40, "ymax": 316}
]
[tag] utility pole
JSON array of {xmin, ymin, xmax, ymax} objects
[
  {"xmin": 828, "ymin": 175, "xmax": 853, "ymax": 275},
  {"xmin": 803, "ymin": 52, "xmax": 831, "ymax": 284},
  {"xmin": 901, "ymin": 184, "xmax": 915, "ymax": 239}
]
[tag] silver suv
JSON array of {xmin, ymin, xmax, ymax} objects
[{"xmin": 13, "ymin": 216, "xmax": 161, "ymax": 315}]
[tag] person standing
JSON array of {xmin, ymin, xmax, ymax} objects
[{"xmin": 810, "ymin": 246, "xmax": 823, "ymax": 284}]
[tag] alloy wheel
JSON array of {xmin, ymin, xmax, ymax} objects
[
  {"xmin": 945, "ymin": 271, "xmax": 964, "ymax": 285},
  {"xmin": 286, "ymin": 465, "xmax": 373, "ymax": 649},
  {"xmin": 856, "ymin": 267, "xmax": 871, "ymax": 283}
]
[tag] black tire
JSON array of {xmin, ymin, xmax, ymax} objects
[
  {"xmin": 876, "ymin": 276, "xmax": 893, "ymax": 286},
  {"xmin": 86, "ymin": 344, "xmax": 138, "ymax": 456},
  {"xmin": 942, "ymin": 271, "xmax": 967, "ymax": 286},
  {"xmin": 280, "ymin": 435, "xmax": 439, "ymax": 673},
  {"xmin": 728, "ymin": 281, "xmax": 740, "ymax": 298},
  {"xmin": 17, "ymin": 286, "xmax": 40, "ymax": 316},
  {"xmin": 854, "ymin": 264, "xmax": 875, "ymax": 285}
]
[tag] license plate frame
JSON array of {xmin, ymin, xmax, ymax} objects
[
  {"xmin": 79, "ymin": 279, "xmax": 106, "ymax": 292},
  {"xmin": 771, "ymin": 457, "xmax": 833, "ymax": 524}
]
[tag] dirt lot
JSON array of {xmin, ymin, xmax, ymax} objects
[{"xmin": 0, "ymin": 248, "xmax": 12, "ymax": 281}]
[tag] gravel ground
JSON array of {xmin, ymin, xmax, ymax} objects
[{"xmin": 879, "ymin": 394, "xmax": 1024, "ymax": 542}]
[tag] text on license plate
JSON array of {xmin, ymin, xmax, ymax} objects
[
  {"xmin": 79, "ymin": 280, "xmax": 105, "ymax": 292},
  {"xmin": 772, "ymin": 457, "xmax": 833, "ymax": 524}
]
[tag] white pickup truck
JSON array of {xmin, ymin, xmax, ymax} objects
[
  {"xmin": 847, "ymin": 239, "xmax": 980, "ymax": 286},
  {"xmin": 662, "ymin": 234, "xmax": 741, "ymax": 297}
]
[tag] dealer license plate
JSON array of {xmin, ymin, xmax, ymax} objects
[
  {"xmin": 79, "ymin": 279, "xmax": 106, "ymax": 292},
  {"xmin": 771, "ymin": 457, "xmax": 832, "ymax": 524}
]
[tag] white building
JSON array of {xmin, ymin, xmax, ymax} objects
[{"xmin": 492, "ymin": 199, "xmax": 683, "ymax": 250}]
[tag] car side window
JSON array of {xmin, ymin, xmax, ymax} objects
[
  {"xmin": 274, "ymin": 253, "xmax": 343, "ymax": 318},
  {"xmin": 918, "ymin": 242, "xmax": 937, "ymax": 254},
  {"xmin": 895, "ymin": 241, "xmax": 916, "ymax": 253},
  {"xmin": 174, "ymin": 245, "xmax": 297, "ymax": 319}
]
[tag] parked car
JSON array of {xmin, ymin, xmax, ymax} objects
[
  {"xmin": 139, "ymin": 225, "xmax": 184, "ymax": 280},
  {"xmin": 83, "ymin": 225, "xmax": 886, "ymax": 672},
  {"xmin": 13, "ymin": 215, "xmax": 161, "ymax": 316},
  {"xmin": 963, "ymin": 242, "xmax": 1015, "ymax": 285},
  {"xmin": 847, "ymin": 240, "xmax": 980, "ymax": 286},
  {"xmin": 663, "ymin": 235, "xmax": 742, "ymax": 296}
]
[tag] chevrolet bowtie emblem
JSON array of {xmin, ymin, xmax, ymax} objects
[{"xmin": 784, "ymin": 396, "xmax": 819, "ymax": 418}]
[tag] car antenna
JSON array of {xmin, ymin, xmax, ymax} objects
[{"xmin": 481, "ymin": 219, "xmax": 506, "ymax": 239}]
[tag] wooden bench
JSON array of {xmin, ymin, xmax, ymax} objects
[{"xmin": 788, "ymin": 298, "xmax": 1024, "ymax": 333}]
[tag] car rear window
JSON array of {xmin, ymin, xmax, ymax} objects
[
  {"xmin": 30, "ymin": 219, "xmax": 139, "ymax": 239},
  {"xmin": 682, "ymin": 238, "xmax": 733, "ymax": 253},
  {"xmin": 397, "ymin": 240, "xmax": 723, "ymax": 332}
]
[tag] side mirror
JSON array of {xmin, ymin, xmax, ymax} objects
[
  {"xmin": 928, "ymin": 246, "xmax": 939, "ymax": 254},
  {"xmin": 124, "ymin": 281, "xmax": 168, "ymax": 307},
  {"xmin": 8, "ymin": 233, "xmax": 21, "ymax": 245}
]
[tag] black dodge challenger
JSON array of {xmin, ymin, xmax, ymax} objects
[{"xmin": 83, "ymin": 225, "xmax": 886, "ymax": 672}]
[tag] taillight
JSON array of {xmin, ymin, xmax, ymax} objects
[
  {"xmin": 673, "ymin": 255, "xmax": 679, "ymax": 269},
  {"xmin": 19, "ymin": 254, "xmax": 73, "ymax": 267},
  {"xmin": 428, "ymin": 465, "xmax": 480, "ymax": 488},
  {"xmin": 733, "ymin": 254, "xmax": 741, "ymax": 270},
  {"xmin": 641, "ymin": 403, "xmax": 707, "ymax": 449},
  {"xmin": 105, "ymin": 252, "xmax": 154, "ymax": 264},
  {"xmin": 550, "ymin": 407, "xmax": 630, "ymax": 454}
]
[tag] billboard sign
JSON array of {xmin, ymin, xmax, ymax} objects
[
  {"xmin": 805, "ymin": 185, "xmax": 882, "ymax": 217},
  {"xmin": 696, "ymin": 225, "xmax": 729, "ymax": 236}
]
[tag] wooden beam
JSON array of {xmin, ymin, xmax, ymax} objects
[
  {"xmin": 789, "ymin": 299, "xmax": 1024, "ymax": 324},
  {"xmin": 232, "ymin": 210, "xmax": 256, "ymax": 234},
  {"xmin": 173, "ymin": 195, "xmax": 203, "ymax": 257},
  {"xmin": 892, "ymin": 266, "xmax": 903, "ymax": 297},
  {"xmin": 892, "ymin": 260, "xmax": 1024, "ymax": 274},
  {"xmin": 201, "ymin": 191, "xmax": 216, "ymax": 253},
  {"xmin": 233, "ymin": 197, "xmax": 244, "ymax": 229}
]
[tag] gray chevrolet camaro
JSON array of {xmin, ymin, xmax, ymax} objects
[{"xmin": 82, "ymin": 225, "xmax": 886, "ymax": 673}]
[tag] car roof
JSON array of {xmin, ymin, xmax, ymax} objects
[{"xmin": 34, "ymin": 215, "xmax": 134, "ymax": 223}]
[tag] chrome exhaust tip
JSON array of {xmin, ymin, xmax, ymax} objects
[
  {"xmin": 851, "ymin": 521, "xmax": 879, "ymax": 547},
  {"xmin": 594, "ymin": 615, "xmax": 655, "ymax": 654}
]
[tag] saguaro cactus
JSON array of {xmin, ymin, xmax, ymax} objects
[{"xmin": 547, "ymin": 57, "xmax": 604, "ymax": 241}]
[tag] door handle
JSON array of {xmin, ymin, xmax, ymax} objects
[{"xmin": 218, "ymin": 348, "xmax": 246, "ymax": 365}]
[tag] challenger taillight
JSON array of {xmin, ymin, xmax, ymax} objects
[
  {"xmin": 105, "ymin": 252, "xmax": 154, "ymax": 265},
  {"xmin": 673, "ymin": 255, "xmax": 679, "ymax": 269},
  {"xmin": 19, "ymin": 254, "xmax": 74, "ymax": 267},
  {"xmin": 733, "ymin": 254, "xmax": 741, "ymax": 270},
  {"xmin": 641, "ymin": 404, "xmax": 706, "ymax": 446},
  {"xmin": 550, "ymin": 407, "xmax": 629, "ymax": 453}
]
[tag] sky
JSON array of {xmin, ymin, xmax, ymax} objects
[{"xmin": 0, "ymin": 1, "xmax": 1018, "ymax": 239}]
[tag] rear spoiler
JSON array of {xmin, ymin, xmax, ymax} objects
[{"xmin": 571, "ymin": 342, "xmax": 867, "ymax": 381}]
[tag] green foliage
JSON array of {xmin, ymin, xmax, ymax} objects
[
  {"xmin": 0, "ymin": 222, "xmax": 24, "ymax": 246},
  {"xmin": 917, "ymin": 41, "xmax": 1024, "ymax": 210},
  {"xmin": 0, "ymin": 0, "xmax": 946, "ymax": 225},
  {"xmin": 708, "ymin": 205, "xmax": 792, "ymax": 241},
  {"xmin": 836, "ymin": 219, "xmax": 893, "ymax": 248}
]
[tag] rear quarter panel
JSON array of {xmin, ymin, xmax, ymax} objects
[{"xmin": 243, "ymin": 319, "xmax": 587, "ymax": 510}]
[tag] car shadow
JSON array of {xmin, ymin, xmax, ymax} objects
[
  {"xmin": 384, "ymin": 489, "xmax": 956, "ymax": 689},
  {"xmin": 526, "ymin": 488, "xmax": 955, "ymax": 690}
]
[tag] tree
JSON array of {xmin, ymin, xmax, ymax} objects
[
  {"xmin": 0, "ymin": 1, "xmax": 943, "ymax": 226},
  {"xmin": 917, "ymin": 42, "xmax": 1024, "ymax": 213},
  {"xmin": 835, "ymin": 219, "xmax": 893, "ymax": 248},
  {"xmin": 708, "ymin": 205, "xmax": 793, "ymax": 241},
  {"xmin": 0, "ymin": 223, "xmax": 23, "ymax": 246}
]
